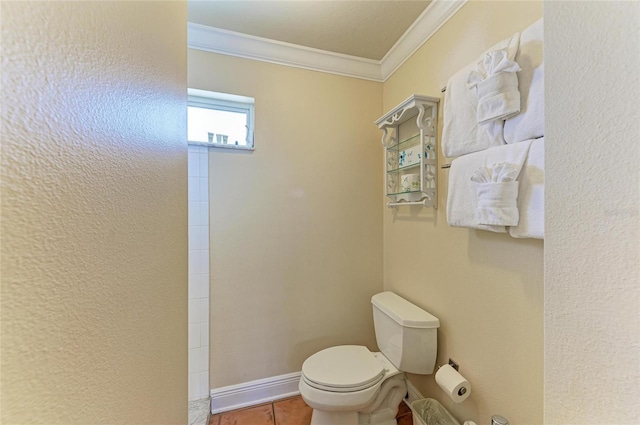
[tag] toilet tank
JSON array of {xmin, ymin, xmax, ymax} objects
[{"xmin": 372, "ymin": 292, "xmax": 440, "ymax": 374}]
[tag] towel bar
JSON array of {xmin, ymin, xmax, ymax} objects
[{"xmin": 387, "ymin": 199, "xmax": 432, "ymax": 209}]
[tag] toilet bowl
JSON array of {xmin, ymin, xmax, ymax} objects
[
  {"xmin": 299, "ymin": 292, "xmax": 440, "ymax": 425},
  {"xmin": 300, "ymin": 346, "xmax": 407, "ymax": 425}
]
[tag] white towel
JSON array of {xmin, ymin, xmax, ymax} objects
[
  {"xmin": 504, "ymin": 19, "xmax": 544, "ymax": 144},
  {"xmin": 509, "ymin": 137, "xmax": 544, "ymax": 239},
  {"xmin": 471, "ymin": 163, "xmax": 520, "ymax": 226},
  {"xmin": 468, "ymin": 49, "xmax": 522, "ymax": 124},
  {"xmin": 447, "ymin": 140, "xmax": 533, "ymax": 232},
  {"xmin": 447, "ymin": 155, "xmax": 507, "ymax": 233},
  {"xmin": 442, "ymin": 64, "xmax": 489, "ymax": 158},
  {"xmin": 442, "ymin": 33, "xmax": 520, "ymax": 158}
]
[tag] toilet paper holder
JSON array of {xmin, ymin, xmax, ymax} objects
[
  {"xmin": 438, "ymin": 358, "xmax": 459, "ymax": 371},
  {"xmin": 438, "ymin": 359, "xmax": 467, "ymax": 396}
]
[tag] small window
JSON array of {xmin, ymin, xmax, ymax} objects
[{"xmin": 187, "ymin": 89, "xmax": 255, "ymax": 150}]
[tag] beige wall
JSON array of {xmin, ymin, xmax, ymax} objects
[
  {"xmin": 382, "ymin": 2, "xmax": 543, "ymax": 423},
  {"xmin": 1, "ymin": 2, "xmax": 188, "ymax": 424},
  {"xmin": 188, "ymin": 51, "xmax": 384, "ymax": 388},
  {"xmin": 545, "ymin": 2, "xmax": 640, "ymax": 423}
]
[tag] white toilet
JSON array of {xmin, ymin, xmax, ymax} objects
[{"xmin": 299, "ymin": 291, "xmax": 440, "ymax": 425}]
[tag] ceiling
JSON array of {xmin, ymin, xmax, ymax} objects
[{"xmin": 187, "ymin": 1, "xmax": 432, "ymax": 61}]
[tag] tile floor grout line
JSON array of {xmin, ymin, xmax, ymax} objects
[{"xmin": 273, "ymin": 401, "xmax": 280, "ymax": 425}]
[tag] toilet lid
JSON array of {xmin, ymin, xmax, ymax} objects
[{"xmin": 301, "ymin": 345, "xmax": 384, "ymax": 392}]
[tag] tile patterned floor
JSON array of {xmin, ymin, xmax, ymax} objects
[
  {"xmin": 210, "ymin": 395, "xmax": 413, "ymax": 425},
  {"xmin": 189, "ymin": 398, "xmax": 211, "ymax": 425}
]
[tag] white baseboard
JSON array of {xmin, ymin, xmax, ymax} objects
[
  {"xmin": 210, "ymin": 372, "xmax": 424, "ymax": 415},
  {"xmin": 405, "ymin": 379, "xmax": 425, "ymax": 405},
  {"xmin": 210, "ymin": 372, "xmax": 301, "ymax": 414}
]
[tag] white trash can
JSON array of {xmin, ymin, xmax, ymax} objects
[{"xmin": 410, "ymin": 398, "xmax": 461, "ymax": 425}]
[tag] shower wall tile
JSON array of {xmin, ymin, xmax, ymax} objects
[
  {"xmin": 188, "ymin": 145, "xmax": 210, "ymax": 401},
  {"xmin": 189, "ymin": 370, "xmax": 209, "ymax": 401},
  {"xmin": 189, "ymin": 250, "xmax": 208, "ymax": 275},
  {"xmin": 190, "ymin": 299, "xmax": 208, "ymax": 324},
  {"xmin": 189, "ymin": 323, "xmax": 200, "ymax": 349},
  {"xmin": 188, "ymin": 299, "xmax": 199, "ymax": 325},
  {"xmin": 200, "ymin": 320, "xmax": 209, "ymax": 347},
  {"xmin": 189, "ymin": 273, "xmax": 209, "ymax": 300},
  {"xmin": 188, "ymin": 289, "xmax": 209, "ymax": 324},
  {"xmin": 189, "ymin": 346, "xmax": 209, "ymax": 373},
  {"xmin": 189, "ymin": 225, "xmax": 209, "ymax": 250},
  {"xmin": 199, "ymin": 154, "xmax": 208, "ymax": 178},
  {"xmin": 198, "ymin": 177, "xmax": 208, "ymax": 202},
  {"xmin": 188, "ymin": 177, "xmax": 200, "ymax": 201},
  {"xmin": 188, "ymin": 152, "xmax": 200, "ymax": 177},
  {"xmin": 188, "ymin": 202, "xmax": 208, "ymax": 226},
  {"xmin": 196, "ymin": 371, "xmax": 209, "ymax": 398}
]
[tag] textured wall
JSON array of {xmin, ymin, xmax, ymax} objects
[
  {"xmin": 545, "ymin": 2, "xmax": 640, "ymax": 423},
  {"xmin": 1, "ymin": 2, "xmax": 188, "ymax": 424},
  {"xmin": 188, "ymin": 50, "xmax": 384, "ymax": 388},
  {"xmin": 382, "ymin": 2, "xmax": 543, "ymax": 423}
]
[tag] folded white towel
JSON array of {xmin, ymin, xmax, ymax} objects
[
  {"xmin": 468, "ymin": 49, "xmax": 521, "ymax": 84},
  {"xmin": 476, "ymin": 73, "xmax": 521, "ymax": 124},
  {"xmin": 468, "ymin": 49, "xmax": 522, "ymax": 124},
  {"xmin": 471, "ymin": 162, "xmax": 520, "ymax": 183},
  {"xmin": 475, "ymin": 181, "xmax": 520, "ymax": 226},
  {"xmin": 442, "ymin": 65, "xmax": 489, "ymax": 158},
  {"xmin": 441, "ymin": 33, "xmax": 520, "ymax": 158},
  {"xmin": 447, "ymin": 140, "xmax": 532, "ymax": 232},
  {"xmin": 504, "ymin": 19, "xmax": 544, "ymax": 144},
  {"xmin": 471, "ymin": 163, "xmax": 520, "ymax": 225},
  {"xmin": 509, "ymin": 137, "xmax": 544, "ymax": 239},
  {"xmin": 447, "ymin": 156, "xmax": 507, "ymax": 233}
]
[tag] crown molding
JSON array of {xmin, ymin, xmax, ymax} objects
[
  {"xmin": 380, "ymin": 0, "xmax": 468, "ymax": 80},
  {"xmin": 188, "ymin": 22, "xmax": 383, "ymax": 82},
  {"xmin": 187, "ymin": 0, "xmax": 467, "ymax": 83}
]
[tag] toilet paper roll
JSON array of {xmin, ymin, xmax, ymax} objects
[{"xmin": 435, "ymin": 364, "xmax": 471, "ymax": 403}]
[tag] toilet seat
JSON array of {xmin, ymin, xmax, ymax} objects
[{"xmin": 301, "ymin": 345, "xmax": 385, "ymax": 393}]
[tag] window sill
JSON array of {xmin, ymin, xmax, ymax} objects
[{"xmin": 188, "ymin": 141, "xmax": 255, "ymax": 151}]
